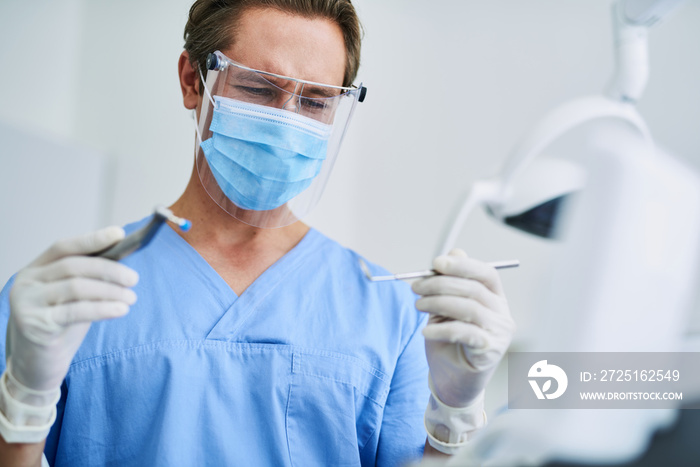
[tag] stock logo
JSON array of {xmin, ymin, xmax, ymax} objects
[{"xmin": 528, "ymin": 360, "xmax": 568, "ymax": 400}]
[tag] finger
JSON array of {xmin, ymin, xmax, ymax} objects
[
  {"xmin": 31, "ymin": 227, "xmax": 125, "ymax": 267},
  {"xmin": 432, "ymin": 251, "xmax": 504, "ymax": 295},
  {"xmin": 31, "ymin": 256, "xmax": 139, "ymax": 287},
  {"xmin": 412, "ymin": 275, "xmax": 500, "ymax": 309},
  {"xmin": 427, "ymin": 313, "xmax": 453, "ymax": 326},
  {"xmin": 416, "ymin": 295, "xmax": 492, "ymax": 328},
  {"xmin": 51, "ymin": 301, "xmax": 131, "ymax": 326},
  {"xmin": 40, "ymin": 278, "xmax": 137, "ymax": 306},
  {"xmin": 422, "ymin": 320, "xmax": 488, "ymax": 349}
]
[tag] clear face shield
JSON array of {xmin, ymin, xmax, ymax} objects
[{"xmin": 194, "ymin": 50, "xmax": 367, "ymax": 228}]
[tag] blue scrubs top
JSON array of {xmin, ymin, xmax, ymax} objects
[{"xmin": 0, "ymin": 217, "xmax": 430, "ymax": 466}]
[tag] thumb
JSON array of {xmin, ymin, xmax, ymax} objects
[
  {"xmin": 31, "ymin": 226, "xmax": 125, "ymax": 266},
  {"xmin": 433, "ymin": 248, "xmax": 469, "ymax": 270}
]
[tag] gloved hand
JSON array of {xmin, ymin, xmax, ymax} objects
[
  {"xmin": 7, "ymin": 226, "xmax": 139, "ymax": 394},
  {"xmin": 412, "ymin": 248, "xmax": 515, "ymax": 411}
]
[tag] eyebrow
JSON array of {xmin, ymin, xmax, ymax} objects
[
  {"xmin": 235, "ymin": 74, "xmax": 272, "ymax": 86},
  {"xmin": 233, "ymin": 70, "xmax": 341, "ymax": 98},
  {"xmin": 302, "ymin": 86, "xmax": 340, "ymax": 99}
]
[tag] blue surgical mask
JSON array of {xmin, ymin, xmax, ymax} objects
[{"xmin": 199, "ymin": 96, "xmax": 332, "ymax": 211}]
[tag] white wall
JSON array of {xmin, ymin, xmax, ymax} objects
[
  {"xmin": 1, "ymin": 0, "xmax": 699, "ymax": 355},
  {"xmin": 71, "ymin": 0, "xmax": 197, "ymax": 224},
  {"xmin": 0, "ymin": 122, "xmax": 107, "ymax": 285},
  {"xmin": 312, "ymin": 0, "xmax": 700, "ymax": 345},
  {"xmin": 0, "ymin": 0, "xmax": 84, "ymax": 141}
]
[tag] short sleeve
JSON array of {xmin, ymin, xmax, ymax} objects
[{"xmin": 373, "ymin": 311, "xmax": 430, "ymax": 467}]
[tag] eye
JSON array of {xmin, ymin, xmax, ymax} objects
[
  {"xmin": 301, "ymin": 97, "xmax": 329, "ymax": 111},
  {"xmin": 235, "ymin": 85, "xmax": 274, "ymax": 98}
]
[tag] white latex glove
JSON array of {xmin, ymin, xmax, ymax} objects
[
  {"xmin": 413, "ymin": 249, "xmax": 515, "ymax": 409},
  {"xmin": 7, "ymin": 226, "xmax": 139, "ymax": 393}
]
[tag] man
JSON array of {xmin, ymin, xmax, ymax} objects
[{"xmin": 0, "ymin": 1, "xmax": 514, "ymax": 465}]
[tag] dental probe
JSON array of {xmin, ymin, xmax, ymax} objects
[
  {"xmin": 359, "ymin": 258, "xmax": 519, "ymax": 282},
  {"xmin": 92, "ymin": 206, "xmax": 191, "ymax": 261}
]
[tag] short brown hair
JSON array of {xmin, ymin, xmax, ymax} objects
[{"xmin": 183, "ymin": 0, "xmax": 362, "ymax": 88}]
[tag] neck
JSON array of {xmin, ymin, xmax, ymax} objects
[{"xmin": 169, "ymin": 164, "xmax": 309, "ymax": 268}]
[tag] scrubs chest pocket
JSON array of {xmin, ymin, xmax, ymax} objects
[{"xmin": 286, "ymin": 350, "xmax": 390, "ymax": 466}]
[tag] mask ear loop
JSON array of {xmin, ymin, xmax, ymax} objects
[
  {"xmin": 193, "ymin": 66, "xmax": 217, "ymax": 146},
  {"xmin": 192, "ymin": 110, "xmax": 204, "ymax": 146}
]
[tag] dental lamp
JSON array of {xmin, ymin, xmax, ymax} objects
[
  {"xmin": 439, "ymin": 0, "xmax": 686, "ymax": 252},
  {"xmin": 435, "ymin": 0, "xmax": 700, "ymax": 465}
]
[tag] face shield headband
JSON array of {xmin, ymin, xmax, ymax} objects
[{"xmin": 193, "ymin": 50, "xmax": 366, "ymax": 229}]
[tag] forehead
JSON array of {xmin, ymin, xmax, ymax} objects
[{"xmin": 223, "ymin": 7, "xmax": 346, "ymax": 87}]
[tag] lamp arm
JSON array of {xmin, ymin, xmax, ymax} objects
[
  {"xmin": 497, "ymin": 96, "xmax": 652, "ymax": 197},
  {"xmin": 619, "ymin": 0, "xmax": 686, "ymax": 26},
  {"xmin": 607, "ymin": 0, "xmax": 686, "ymax": 102},
  {"xmin": 439, "ymin": 97, "xmax": 652, "ymax": 254}
]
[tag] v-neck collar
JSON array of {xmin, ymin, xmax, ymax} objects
[{"xmin": 161, "ymin": 224, "xmax": 321, "ymax": 341}]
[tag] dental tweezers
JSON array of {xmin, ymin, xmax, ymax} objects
[{"xmin": 359, "ymin": 258, "xmax": 520, "ymax": 282}]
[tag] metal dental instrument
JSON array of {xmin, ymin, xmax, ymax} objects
[
  {"xmin": 92, "ymin": 206, "xmax": 191, "ymax": 261},
  {"xmin": 359, "ymin": 258, "xmax": 520, "ymax": 282}
]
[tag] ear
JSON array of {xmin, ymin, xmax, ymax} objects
[{"xmin": 179, "ymin": 50, "xmax": 200, "ymax": 110}]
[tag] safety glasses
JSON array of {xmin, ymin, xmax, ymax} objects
[{"xmin": 205, "ymin": 50, "xmax": 366, "ymax": 125}]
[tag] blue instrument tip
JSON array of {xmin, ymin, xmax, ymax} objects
[{"xmin": 180, "ymin": 220, "xmax": 192, "ymax": 232}]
